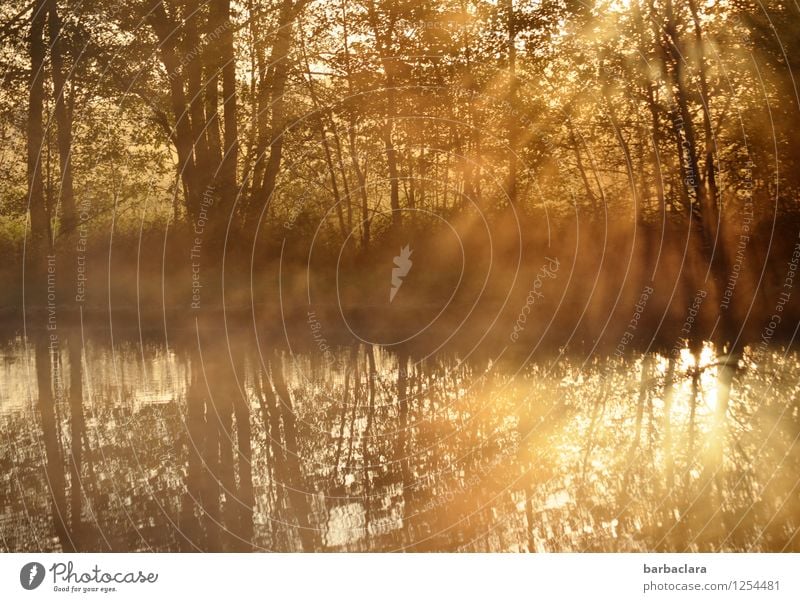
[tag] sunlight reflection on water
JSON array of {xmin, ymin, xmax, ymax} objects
[{"xmin": 1, "ymin": 339, "xmax": 798, "ymax": 552}]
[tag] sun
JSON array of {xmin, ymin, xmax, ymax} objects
[{"xmin": 607, "ymin": 0, "xmax": 633, "ymax": 13}]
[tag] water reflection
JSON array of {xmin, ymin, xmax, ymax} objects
[{"xmin": 1, "ymin": 335, "xmax": 799, "ymax": 552}]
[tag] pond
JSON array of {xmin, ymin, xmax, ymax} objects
[{"xmin": 1, "ymin": 331, "xmax": 799, "ymax": 552}]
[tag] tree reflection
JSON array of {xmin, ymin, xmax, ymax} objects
[{"xmin": 1, "ymin": 336, "xmax": 798, "ymax": 552}]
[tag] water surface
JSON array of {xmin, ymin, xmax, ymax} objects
[{"xmin": 1, "ymin": 334, "xmax": 798, "ymax": 552}]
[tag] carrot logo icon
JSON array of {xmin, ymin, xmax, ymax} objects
[
  {"xmin": 390, "ymin": 245, "xmax": 413, "ymax": 302},
  {"xmin": 20, "ymin": 562, "xmax": 45, "ymax": 590}
]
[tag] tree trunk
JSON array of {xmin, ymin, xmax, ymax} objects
[
  {"xmin": 46, "ymin": 0, "xmax": 76, "ymax": 233},
  {"xmin": 28, "ymin": 0, "xmax": 49, "ymax": 253}
]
